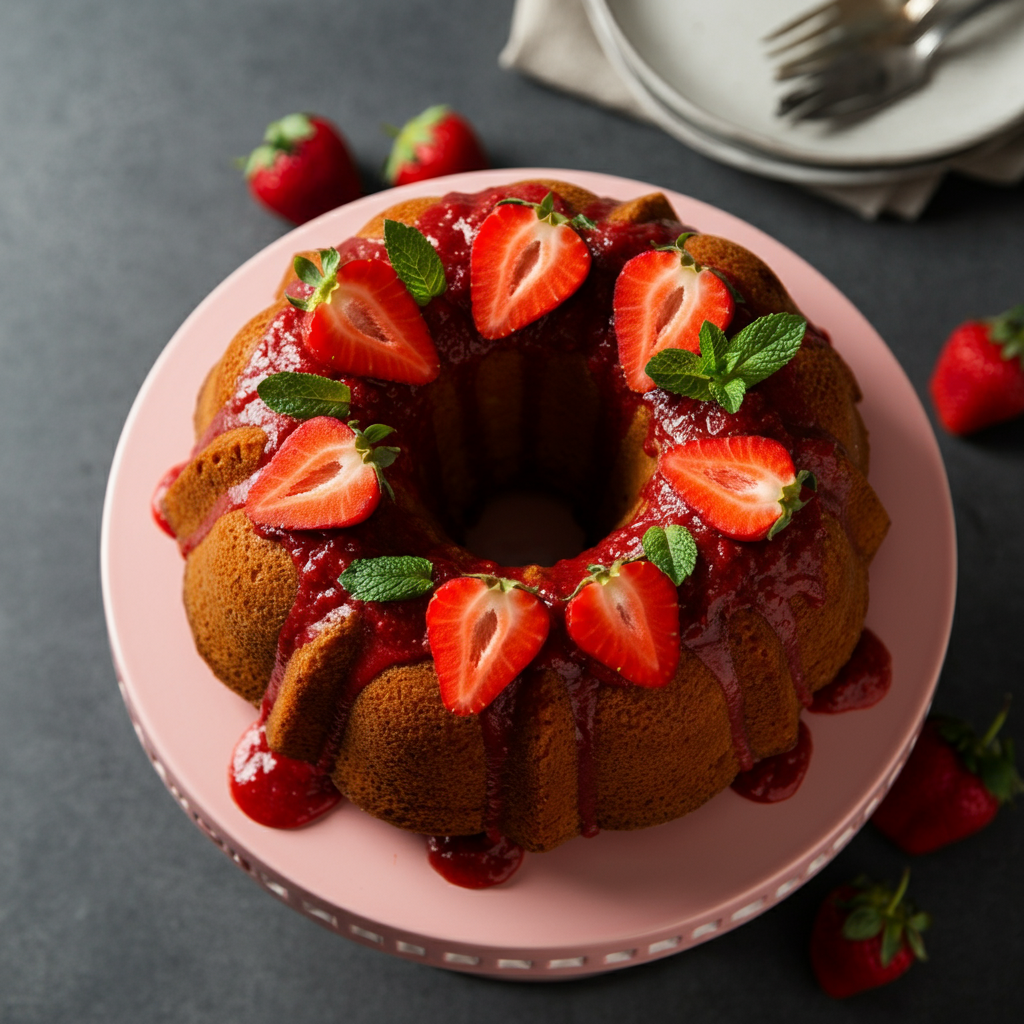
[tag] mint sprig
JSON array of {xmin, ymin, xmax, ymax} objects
[
  {"xmin": 287, "ymin": 248, "xmax": 340, "ymax": 313},
  {"xmin": 349, "ymin": 420, "xmax": 400, "ymax": 501},
  {"xmin": 497, "ymin": 191, "xmax": 596, "ymax": 233},
  {"xmin": 383, "ymin": 219, "xmax": 447, "ymax": 307},
  {"xmin": 641, "ymin": 525, "xmax": 697, "ymax": 586},
  {"xmin": 645, "ymin": 312, "xmax": 807, "ymax": 414},
  {"xmin": 257, "ymin": 371, "xmax": 351, "ymax": 420},
  {"xmin": 340, "ymin": 555, "xmax": 434, "ymax": 602}
]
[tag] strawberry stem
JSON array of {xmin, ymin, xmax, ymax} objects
[
  {"xmin": 463, "ymin": 574, "xmax": 539, "ymax": 595},
  {"xmin": 348, "ymin": 420, "xmax": 400, "ymax": 501},
  {"xmin": 980, "ymin": 694, "xmax": 1012, "ymax": 749},
  {"xmin": 287, "ymin": 248, "xmax": 340, "ymax": 313},
  {"xmin": 886, "ymin": 868, "xmax": 910, "ymax": 916},
  {"xmin": 496, "ymin": 192, "xmax": 596, "ymax": 232}
]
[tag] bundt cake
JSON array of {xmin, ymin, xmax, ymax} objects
[{"xmin": 158, "ymin": 178, "xmax": 889, "ymax": 861}]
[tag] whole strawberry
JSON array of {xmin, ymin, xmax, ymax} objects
[
  {"xmin": 384, "ymin": 104, "xmax": 488, "ymax": 186},
  {"xmin": 872, "ymin": 699, "xmax": 1022, "ymax": 855},
  {"xmin": 929, "ymin": 304, "xmax": 1024, "ymax": 434},
  {"xmin": 811, "ymin": 870, "xmax": 930, "ymax": 999},
  {"xmin": 243, "ymin": 113, "xmax": 361, "ymax": 224}
]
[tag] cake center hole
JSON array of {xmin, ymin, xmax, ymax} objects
[{"xmin": 464, "ymin": 491, "xmax": 586, "ymax": 567}]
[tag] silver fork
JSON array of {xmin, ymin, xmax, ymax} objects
[
  {"xmin": 777, "ymin": 0, "xmax": 1012, "ymax": 121},
  {"xmin": 766, "ymin": 0, "xmax": 939, "ymax": 71},
  {"xmin": 768, "ymin": 0, "xmax": 942, "ymax": 80}
]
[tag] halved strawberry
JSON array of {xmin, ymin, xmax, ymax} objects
[
  {"xmin": 565, "ymin": 560, "xmax": 680, "ymax": 688},
  {"xmin": 245, "ymin": 417, "xmax": 399, "ymax": 530},
  {"xmin": 614, "ymin": 235, "xmax": 735, "ymax": 393},
  {"xmin": 470, "ymin": 193, "xmax": 593, "ymax": 340},
  {"xmin": 660, "ymin": 435, "xmax": 814, "ymax": 542},
  {"xmin": 289, "ymin": 249, "xmax": 440, "ymax": 384},
  {"xmin": 426, "ymin": 576, "xmax": 550, "ymax": 715}
]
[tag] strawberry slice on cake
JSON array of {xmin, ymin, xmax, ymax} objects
[
  {"xmin": 246, "ymin": 417, "xmax": 399, "ymax": 530},
  {"xmin": 426, "ymin": 576, "xmax": 550, "ymax": 715},
  {"xmin": 660, "ymin": 435, "xmax": 815, "ymax": 542},
  {"xmin": 470, "ymin": 192, "xmax": 593, "ymax": 340},
  {"xmin": 614, "ymin": 233, "xmax": 735, "ymax": 393},
  {"xmin": 565, "ymin": 560, "xmax": 680, "ymax": 688},
  {"xmin": 289, "ymin": 248, "xmax": 440, "ymax": 384}
]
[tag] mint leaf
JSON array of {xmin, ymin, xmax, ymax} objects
[
  {"xmin": 709, "ymin": 377, "xmax": 746, "ymax": 414},
  {"xmin": 725, "ymin": 313, "xmax": 806, "ymax": 387},
  {"xmin": 642, "ymin": 525, "xmax": 697, "ymax": 585},
  {"xmin": 383, "ymin": 219, "xmax": 446, "ymax": 306},
  {"xmin": 340, "ymin": 556, "xmax": 434, "ymax": 602},
  {"xmin": 257, "ymin": 372, "xmax": 351, "ymax": 420},
  {"xmin": 699, "ymin": 320, "xmax": 730, "ymax": 370},
  {"xmin": 645, "ymin": 312, "xmax": 807, "ymax": 413},
  {"xmin": 644, "ymin": 348, "xmax": 714, "ymax": 402}
]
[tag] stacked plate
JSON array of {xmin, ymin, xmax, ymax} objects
[{"xmin": 581, "ymin": 0, "xmax": 1024, "ymax": 192}]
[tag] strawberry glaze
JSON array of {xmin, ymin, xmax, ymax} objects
[
  {"xmin": 230, "ymin": 721, "xmax": 341, "ymax": 828},
  {"xmin": 426, "ymin": 833, "xmax": 525, "ymax": 889},
  {"xmin": 731, "ymin": 720, "xmax": 813, "ymax": 803},
  {"xmin": 810, "ymin": 628, "xmax": 892, "ymax": 714},
  {"xmin": 165, "ymin": 183, "xmax": 879, "ymax": 875}
]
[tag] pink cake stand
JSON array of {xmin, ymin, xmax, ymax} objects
[{"xmin": 100, "ymin": 169, "xmax": 956, "ymax": 980}]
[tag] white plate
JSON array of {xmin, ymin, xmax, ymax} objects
[{"xmin": 596, "ymin": 0, "xmax": 1024, "ymax": 168}]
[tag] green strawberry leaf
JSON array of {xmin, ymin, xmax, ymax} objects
[
  {"xmin": 286, "ymin": 248, "xmax": 340, "ymax": 312},
  {"xmin": 641, "ymin": 525, "xmax": 698, "ymax": 586},
  {"xmin": 842, "ymin": 906, "xmax": 883, "ymax": 941},
  {"xmin": 256, "ymin": 372, "xmax": 351, "ymax": 420},
  {"xmin": 880, "ymin": 919, "xmax": 904, "ymax": 968},
  {"xmin": 339, "ymin": 555, "xmax": 435, "ymax": 602},
  {"xmin": 496, "ymin": 191, "xmax": 594, "ymax": 231},
  {"xmin": 349, "ymin": 421, "xmax": 400, "ymax": 501},
  {"xmin": 644, "ymin": 312, "xmax": 807, "ymax": 413},
  {"xmin": 989, "ymin": 303, "xmax": 1024, "ymax": 364},
  {"xmin": 383, "ymin": 219, "xmax": 447, "ymax": 306},
  {"xmin": 905, "ymin": 925, "xmax": 928, "ymax": 962},
  {"xmin": 383, "ymin": 104, "xmax": 448, "ymax": 182}
]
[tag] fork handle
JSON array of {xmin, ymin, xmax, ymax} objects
[{"xmin": 915, "ymin": 0, "xmax": 1013, "ymax": 57}]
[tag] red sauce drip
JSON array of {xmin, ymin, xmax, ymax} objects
[
  {"xmin": 229, "ymin": 720, "xmax": 342, "ymax": 828},
  {"xmin": 151, "ymin": 463, "xmax": 185, "ymax": 537},
  {"xmin": 426, "ymin": 833, "xmax": 525, "ymax": 889},
  {"xmin": 158, "ymin": 183, "xmax": 867, "ymax": 837},
  {"xmin": 731, "ymin": 720, "xmax": 813, "ymax": 803},
  {"xmin": 809, "ymin": 628, "xmax": 892, "ymax": 714},
  {"xmin": 479, "ymin": 679, "xmax": 522, "ymax": 837}
]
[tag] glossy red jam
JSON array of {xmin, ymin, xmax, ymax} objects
[
  {"xmin": 229, "ymin": 721, "xmax": 341, "ymax": 829},
  {"xmin": 731, "ymin": 720, "xmax": 813, "ymax": 803},
  {"xmin": 810, "ymin": 628, "xmax": 892, "ymax": 714},
  {"xmin": 426, "ymin": 833, "xmax": 525, "ymax": 889},
  {"xmin": 164, "ymin": 183, "xmax": 878, "ymax": 857}
]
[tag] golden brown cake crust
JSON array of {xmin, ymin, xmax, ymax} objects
[
  {"xmin": 167, "ymin": 178, "xmax": 890, "ymax": 852},
  {"xmin": 183, "ymin": 510, "xmax": 297, "ymax": 704},
  {"xmin": 163, "ymin": 426, "xmax": 267, "ymax": 541}
]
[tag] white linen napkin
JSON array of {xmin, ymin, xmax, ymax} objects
[{"xmin": 499, "ymin": 0, "xmax": 1024, "ymax": 219}]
